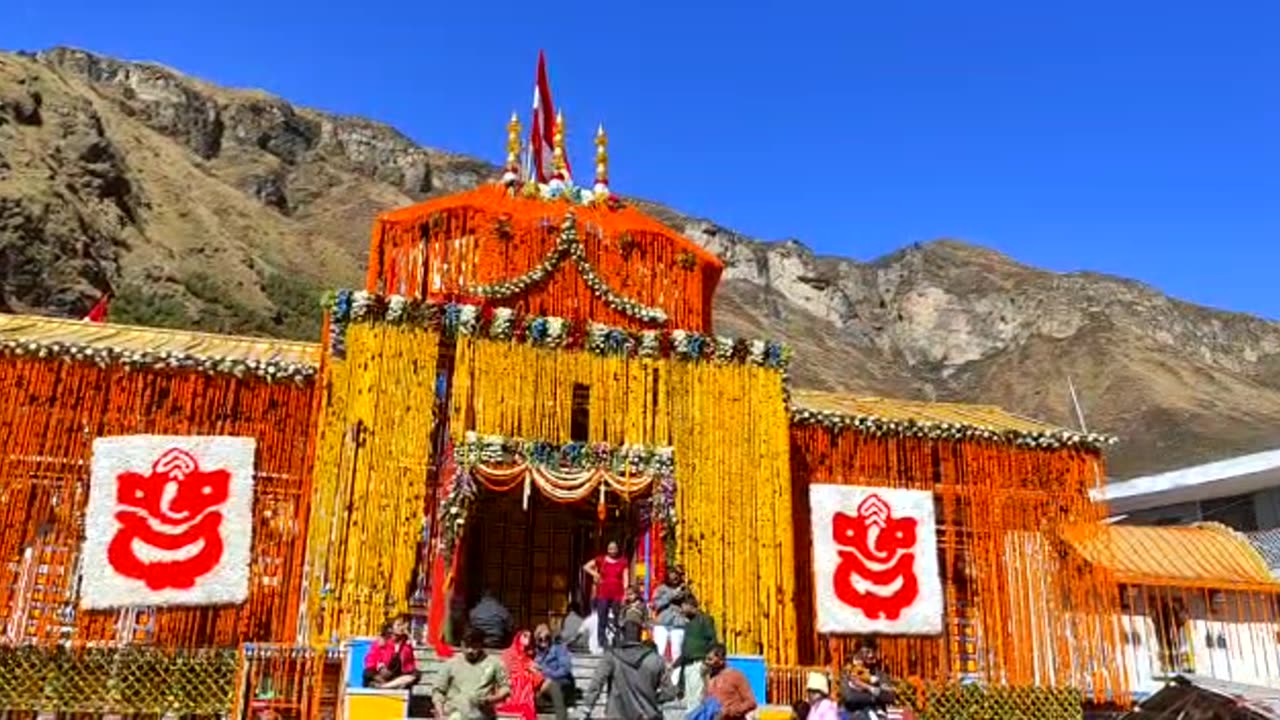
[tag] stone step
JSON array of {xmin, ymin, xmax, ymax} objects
[{"xmin": 411, "ymin": 647, "xmax": 688, "ymax": 716}]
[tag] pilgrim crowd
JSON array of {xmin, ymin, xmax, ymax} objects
[{"xmin": 362, "ymin": 542, "xmax": 900, "ymax": 720}]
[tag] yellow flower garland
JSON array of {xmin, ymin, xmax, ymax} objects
[
  {"xmin": 450, "ymin": 335, "xmax": 796, "ymax": 663},
  {"xmin": 303, "ymin": 322, "xmax": 441, "ymax": 642}
]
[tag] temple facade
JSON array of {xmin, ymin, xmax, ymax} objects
[{"xmin": 0, "ymin": 107, "xmax": 1203, "ymax": 718}]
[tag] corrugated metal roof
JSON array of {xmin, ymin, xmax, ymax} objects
[
  {"xmin": 1248, "ymin": 529, "xmax": 1280, "ymax": 574},
  {"xmin": 792, "ymin": 389, "xmax": 1064, "ymax": 433},
  {"xmin": 790, "ymin": 389, "xmax": 1116, "ymax": 449},
  {"xmin": 1063, "ymin": 522, "xmax": 1280, "ymax": 592},
  {"xmin": 0, "ymin": 313, "xmax": 321, "ymax": 380}
]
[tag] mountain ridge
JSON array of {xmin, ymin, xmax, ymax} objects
[{"xmin": 4, "ymin": 45, "xmax": 1280, "ymax": 479}]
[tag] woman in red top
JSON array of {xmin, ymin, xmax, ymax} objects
[
  {"xmin": 363, "ymin": 615, "xmax": 419, "ymax": 689},
  {"xmin": 583, "ymin": 540, "xmax": 628, "ymax": 651}
]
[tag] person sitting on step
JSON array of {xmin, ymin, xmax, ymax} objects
[
  {"xmin": 363, "ymin": 614, "xmax": 419, "ymax": 690},
  {"xmin": 469, "ymin": 589, "xmax": 514, "ymax": 649},
  {"xmin": 558, "ymin": 600, "xmax": 592, "ymax": 653},
  {"xmin": 496, "ymin": 630, "xmax": 542, "ymax": 720},
  {"xmin": 533, "ymin": 623, "xmax": 574, "ymax": 720},
  {"xmin": 620, "ymin": 582, "xmax": 648, "ymax": 634}
]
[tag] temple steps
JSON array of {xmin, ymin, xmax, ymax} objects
[{"xmin": 408, "ymin": 647, "xmax": 690, "ymax": 720}]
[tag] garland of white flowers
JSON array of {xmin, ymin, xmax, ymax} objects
[
  {"xmin": 0, "ymin": 337, "xmax": 318, "ymax": 384},
  {"xmin": 322, "ymin": 289, "xmax": 792, "ymax": 370},
  {"xmin": 469, "ymin": 211, "xmax": 668, "ymax": 325},
  {"xmin": 789, "ymin": 407, "xmax": 1117, "ymax": 451}
]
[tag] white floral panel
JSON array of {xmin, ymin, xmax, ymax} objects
[{"xmin": 79, "ymin": 435, "xmax": 256, "ymax": 609}]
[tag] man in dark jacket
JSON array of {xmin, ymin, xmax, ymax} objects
[
  {"xmin": 469, "ymin": 590, "xmax": 514, "ymax": 648},
  {"xmin": 580, "ymin": 621, "xmax": 674, "ymax": 720}
]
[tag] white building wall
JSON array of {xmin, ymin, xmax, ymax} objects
[{"xmin": 1117, "ymin": 590, "xmax": 1280, "ymax": 693}]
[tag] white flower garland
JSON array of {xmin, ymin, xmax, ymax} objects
[
  {"xmin": 790, "ymin": 407, "xmax": 1117, "ymax": 451},
  {"xmin": 0, "ymin": 339, "xmax": 318, "ymax": 384}
]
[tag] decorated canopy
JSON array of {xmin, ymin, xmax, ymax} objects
[{"xmin": 366, "ymin": 185, "xmax": 724, "ymax": 333}]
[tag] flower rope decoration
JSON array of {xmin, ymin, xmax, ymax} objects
[
  {"xmin": 789, "ymin": 407, "xmax": 1118, "ymax": 451},
  {"xmin": 453, "ymin": 431, "xmax": 677, "ymax": 536},
  {"xmin": 0, "ymin": 338, "xmax": 317, "ymax": 384},
  {"xmin": 468, "ymin": 212, "xmax": 669, "ymax": 326},
  {"xmin": 437, "ymin": 450, "xmax": 477, "ymax": 563},
  {"xmin": 321, "ymin": 289, "xmax": 792, "ymax": 371}
]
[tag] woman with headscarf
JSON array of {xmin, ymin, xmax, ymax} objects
[{"xmin": 496, "ymin": 629, "xmax": 542, "ymax": 720}]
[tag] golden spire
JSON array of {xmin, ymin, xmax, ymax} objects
[
  {"xmin": 552, "ymin": 110, "xmax": 567, "ymax": 179},
  {"xmin": 594, "ymin": 124, "xmax": 609, "ymax": 190},
  {"xmin": 506, "ymin": 112, "xmax": 521, "ymax": 171}
]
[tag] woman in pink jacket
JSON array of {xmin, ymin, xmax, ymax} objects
[{"xmin": 363, "ymin": 615, "xmax": 419, "ymax": 689}]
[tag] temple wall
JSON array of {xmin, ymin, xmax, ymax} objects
[
  {"xmin": 788, "ymin": 423, "xmax": 1128, "ymax": 698},
  {"xmin": 0, "ymin": 355, "xmax": 317, "ymax": 647}
]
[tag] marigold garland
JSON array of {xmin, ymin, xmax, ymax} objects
[
  {"xmin": 303, "ymin": 322, "xmax": 440, "ymax": 643},
  {"xmin": 445, "ymin": 332, "xmax": 795, "ymax": 661},
  {"xmin": 466, "ymin": 211, "xmax": 669, "ymax": 325},
  {"xmin": 788, "ymin": 422, "xmax": 1130, "ymax": 701},
  {"xmin": 324, "ymin": 289, "xmax": 791, "ymax": 370}
]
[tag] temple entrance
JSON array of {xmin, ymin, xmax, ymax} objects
[{"xmin": 460, "ymin": 488, "xmax": 645, "ymax": 632}]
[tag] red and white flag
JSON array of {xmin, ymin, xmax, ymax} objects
[
  {"xmin": 529, "ymin": 50, "xmax": 570, "ymax": 183},
  {"xmin": 83, "ymin": 293, "xmax": 110, "ymax": 323}
]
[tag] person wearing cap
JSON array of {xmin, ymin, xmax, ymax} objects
[{"xmin": 804, "ymin": 672, "xmax": 838, "ymax": 720}]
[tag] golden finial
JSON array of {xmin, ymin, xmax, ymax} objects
[
  {"xmin": 502, "ymin": 112, "xmax": 522, "ymax": 186},
  {"xmin": 506, "ymin": 112, "xmax": 521, "ymax": 170},
  {"xmin": 594, "ymin": 124, "xmax": 609, "ymax": 189},
  {"xmin": 552, "ymin": 110, "xmax": 567, "ymax": 178}
]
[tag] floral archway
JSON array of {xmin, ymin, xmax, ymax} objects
[{"xmin": 427, "ymin": 431, "xmax": 677, "ymax": 653}]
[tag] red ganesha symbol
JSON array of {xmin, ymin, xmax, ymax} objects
[
  {"xmin": 106, "ymin": 448, "xmax": 230, "ymax": 591},
  {"xmin": 831, "ymin": 494, "xmax": 920, "ymax": 620}
]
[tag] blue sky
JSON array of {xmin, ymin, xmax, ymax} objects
[{"xmin": 6, "ymin": 1, "xmax": 1278, "ymax": 317}]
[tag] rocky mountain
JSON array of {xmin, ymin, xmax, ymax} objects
[{"xmin": 3, "ymin": 46, "xmax": 1279, "ymax": 479}]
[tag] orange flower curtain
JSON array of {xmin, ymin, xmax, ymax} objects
[
  {"xmin": 789, "ymin": 421, "xmax": 1129, "ymax": 700},
  {"xmin": 366, "ymin": 186, "xmax": 723, "ymax": 333},
  {"xmin": 0, "ymin": 354, "xmax": 317, "ymax": 648}
]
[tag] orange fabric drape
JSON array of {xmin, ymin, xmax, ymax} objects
[
  {"xmin": 789, "ymin": 423, "xmax": 1128, "ymax": 701},
  {"xmin": 366, "ymin": 185, "xmax": 723, "ymax": 333},
  {"xmin": 0, "ymin": 357, "xmax": 317, "ymax": 648}
]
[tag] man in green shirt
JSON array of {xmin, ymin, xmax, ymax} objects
[
  {"xmin": 675, "ymin": 595, "xmax": 717, "ymax": 709},
  {"xmin": 432, "ymin": 628, "xmax": 511, "ymax": 720}
]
